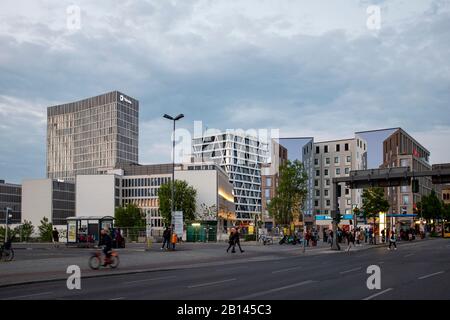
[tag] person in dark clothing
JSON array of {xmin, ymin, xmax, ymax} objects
[
  {"xmin": 226, "ymin": 228, "xmax": 236, "ymax": 253},
  {"xmin": 233, "ymin": 228, "xmax": 244, "ymax": 253},
  {"xmin": 52, "ymin": 228, "xmax": 59, "ymax": 248},
  {"xmin": 162, "ymin": 227, "xmax": 171, "ymax": 250},
  {"xmin": 98, "ymin": 229, "xmax": 112, "ymax": 265}
]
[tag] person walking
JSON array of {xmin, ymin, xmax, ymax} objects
[
  {"xmin": 346, "ymin": 231, "xmax": 355, "ymax": 252},
  {"xmin": 52, "ymin": 228, "xmax": 59, "ymax": 248},
  {"xmin": 364, "ymin": 228, "xmax": 368, "ymax": 243},
  {"xmin": 355, "ymin": 229, "xmax": 361, "ymax": 246},
  {"xmin": 161, "ymin": 227, "xmax": 171, "ymax": 250},
  {"xmin": 388, "ymin": 230, "xmax": 397, "ymax": 250},
  {"xmin": 226, "ymin": 228, "xmax": 236, "ymax": 253},
  {"xmin": 234, "ymin": 227, "xmax": 244, "ymax": 253}
]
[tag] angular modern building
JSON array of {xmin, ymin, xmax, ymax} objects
[
  {"xmin": 303, "ymin": 136, "xmax": 368, "ymax": 231},
  {"xmin": 380, "ymin": 128, "xmax": 433, "ymax": 229},
  {"xmin": 192, "ymin": 132, "xmax": 268, "ymax": 223},
  {"xmin": 0, "ymin": 180, "xmax": 21, "ymax": 225},
  {"xmin": 47, "ymin": 91, "xmax": 139, "ymax": 181},
  {"xmin": 261, "ymin": 140, "xmax": 288, "ymax": 229}
]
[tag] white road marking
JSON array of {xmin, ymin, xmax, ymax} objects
[
  {"xmin": 110, "ymin": 297, "xmax": 125, "ymax": 300},
  {"xmin": 404, "ymin": 253, "xmax": 414, "ymax": 258},
  {"xmin": 272, "ymin": 267, "xmax": 302, "ymax": 274},
  {"xmin": 215, "ymin": 266, "xmax": 249, "ymax": 272},
  {"xmin": 362, "ymin": 288, "xmax": 394, "ymax": 300},
  {"xmin": 235, "ymin": 280, "xmax": 315, "ymax": 300},
  {"xmin": 123, "ymin": 276, "xmax": 176, "ymax": 284},
  {"xmin": 418, "ymin": 271, "xmax": 445, "ymax": 280},
  {"xmin": 5, "ymin": 291, "xmax": 53, "ymax": 300},
  {"xmin": 188, "ymin": 278, "xmax": 236, "ymax": 289},
  {"xmin": 340, "ymin": 267, "xmax": 362, "ymax": 274}
]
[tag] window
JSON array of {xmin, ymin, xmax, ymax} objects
[
  {"xmin": 326, "ymin": 200, "xmax": 331, "ymax": 206},
  {"xmin": 314, "ymin": 200, "xmax": 319, "ymax": 207},
  {"xmin": 325, "ymin": 158, "xmax": 330, "ymax": 165},
  {"xmin": 324, "ymin": 210, "xmax": 329, "ymax": 215},
  {"xmin": 314, "ymin": 158, "xmax": 319, "ymax": 165},
  {"xmin": 315, "ymin": 180, "xmax": 319, "ymax": 187},
  {"xmin": 347, "ymin": 199, "xmax": 352, "ymax": 205},
  {"xmin": 334, "ymin": 157, "xmax": 339, "ymax": 164},
  {"xmin": 316, "ymin": 190, "xmax": 320, "ymax": 197},
  {"xmin": 326, "ymin": 179, "xmax": 330, "ymax": 186},
  {"xmin": 266, "ymin": 177, "xmax": 272, "ymax": 187},
  {"xmin": 324, "ymin": 189, "xmax": 329, "ymax": 197},
  {"xmin": 316, "ymin": 146, "xmax": 320, "ymax": 154},
  {"xmin": 265, "ymin": 189, "xmax": 270, "ymax": 199},
  {"xmin": 346, "ymin": 156, "xmax": 351, "ymax": 163},
  {"xmin": 336, "ymin": 144, "xmax": 340, "ymax": 152},
  {"xmin": 324, "ymin": 145, "xmax": 329, "ymax": 153},
  {"xmin": 403, "ymin": 195, "xmax": 410, "ymax": 205},
  {"xmin": 345, "ymin": 168, "xmax": 350, "ymax": 175},
  {"xmin": 400, "ymin": 159, "xmax": 410, "ymax": 168},
  {"xmin": 316, "ymin": 170, "xmax": 320, "ymax": 177},
  {"xmin": 345, "ymin": 188, "xmax": 350, "ymax": 195},
  {"xmin": 345, "ymin": 143, "xmax": 349, "ymax": 151},
  {"xmin": 401, "ymin": 186, "xmax": 409, "ymax": 193},
  {"xmin": 336, "ymin": 168, "xmax": 341, "ymax": 175},
  {"xmin": 324, "ymin": 169, "xmax": 329, "ymax": 176}
]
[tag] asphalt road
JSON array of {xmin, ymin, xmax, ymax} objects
[{"xmin": 0, "ymin": 239, "xmax": 449, "ymax": 300}]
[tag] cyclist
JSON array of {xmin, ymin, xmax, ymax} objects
[{"xmin": 98, "ymin": 229, "xmax": 112, "ymax": 266}]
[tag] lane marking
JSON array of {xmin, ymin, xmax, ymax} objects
[
  {"xmin": 235, "ymin": 280, "xmax": 315, "ymax": 300},
  {"xmin": 404, "ymin": 253, "xmax": 414, "ymax": 258},
  {"xmin": 5, "ymin": 291, "xmax": 53, "ymax": 300},
  {"xmin": 340, "ymin": 267, "xmax": 362, "ymax": 274},
  {"xmin": 110, "ymin": 297, "xmax": 125, "ymax": 300},
  {"xmin": 272, "ymin": 267, "xmax": 302, "ymax": 274},
  {"xmin": 215, "ymin": 266, "xmax": 249, "ymax": 272},
  {"xmin": 418, "ymin": 271, "xmax": 445, "ymax": 280},
  {"xmin": 188, "ymin": 278, "xmax": 236, "ymax": 289},
  {"xmin": 123, "ymin": 276, "xmax": 176, "ymax": 284},
  {"xmin": 362, "ymin": 288, "xmax": 393, "ymax": 300}
]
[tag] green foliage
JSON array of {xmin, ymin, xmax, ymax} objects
[
  {"xmin": 159, "ymin": 180, "xmax": 197, "ymax": 225},
  {"xmin": 38, "ymin": 217, "xmax": 53, "ymax": 242},
  {"xmin": 114, "ymin": 204, "xmax": 145, "ymax": 228},
  {"xmin": 443, "ymin": 204, "xmax": 450, "ymax": 221},
  {"xmin": 361, "ymin": 187, "xmax": 390, "ymax": 220},
  {"xmin": 416, "ymin": 190, "xmax": 444, "ymax": 221},
  {"xmin": 268, "ymin": 160, "xmax": 308, "ymax": 225},
  {"xmin": 19, "ymin": 220, "xmax": 34, "ymax": 242}
]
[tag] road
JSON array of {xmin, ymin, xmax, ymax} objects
[{"xmin": 0, "ymin": 239, "xmax": 449, "ymax": 300}]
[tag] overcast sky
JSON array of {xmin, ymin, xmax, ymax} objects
[{"xmin": 1, "ymin": 0, "xmax": 449, "ymax": 183}]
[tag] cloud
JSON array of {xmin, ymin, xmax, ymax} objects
[{"xmin": 0, "ymin": 0, "xmax": 450, "ymax": 183}]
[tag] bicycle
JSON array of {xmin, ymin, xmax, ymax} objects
[
  {"xmin": 89, "ymin": 248, "xmax": 119, "ymax": 270},
  {"xmin": 0, "ymin": 242, "xmax": 14, "ymax": 262}
]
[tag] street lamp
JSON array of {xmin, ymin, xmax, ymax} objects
[
  {"xmin": 4, "ymin": 207, "xmax": 12, "ymax": 242},
  {"xmin": 163, "ymin": 114, "xmax": 185, "ymax": 225}
]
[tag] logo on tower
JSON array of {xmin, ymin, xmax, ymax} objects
[{"xmin": 120, "ymin": 94, "xmax": 132, "ymax": 104}]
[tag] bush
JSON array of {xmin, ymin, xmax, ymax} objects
[{"xmin": 244, "ymin": 234, "xmax": 257, "ymax": 241}]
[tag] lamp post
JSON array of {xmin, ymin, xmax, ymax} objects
[
  {"xmin": 163, "ymin": 114, "xmax": 185, "ymax": 225},
  {"xmin": 4, "ymin": 207, "xmax": 12, "ymax": 242}
]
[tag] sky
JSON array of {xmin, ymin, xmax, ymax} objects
[{"xmin": 1, "ymin": 0, "xmax": 450, "ymax": 183}]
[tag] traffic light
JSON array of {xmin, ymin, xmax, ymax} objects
[{"xmin": 412, "ymin": 179, "xmax": 419, "ymax": 193}]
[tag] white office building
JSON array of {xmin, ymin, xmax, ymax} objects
[{"xmin": 192, "ymin": 132, "xmax": 268, "ymax": 222}]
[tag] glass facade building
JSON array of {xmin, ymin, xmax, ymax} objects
[
  {"xmin": 47, "ymin": 91, "xmax": 139, "ymax": 181},
  {"xmin": 0, "ymin": 180, "xmax": 21, "ymax": 224}
]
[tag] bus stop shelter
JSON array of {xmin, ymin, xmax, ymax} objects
[{"xmin": 66, "ymin": 216, "xmax": 114, "ymax": 247}]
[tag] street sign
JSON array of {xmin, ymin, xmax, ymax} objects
[{"xmin": 172, "ymin": 211, "xmax": 183, "ymax": 237}]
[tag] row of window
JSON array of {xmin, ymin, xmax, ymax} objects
[
  {"xmin": 315, "ymin": 156, "xmax": 352, "ymax": 166},
  {"xmin": 315, "ymin": 188, "xmax": 350, "ymax": 197},
  {"xmin": 314, "ymin": 198, "xmax": 353, "ymax": 207},
  {"xmin": 315, "ymin": 167, "xmax": 350, "ymax": 177},
  {"xmin": 122, "ymin": 177, "xmax": 171, "ymax": 188},
  {"xmin": 122, "ymin": 188, "xmax": 160, "ymax": 198}
]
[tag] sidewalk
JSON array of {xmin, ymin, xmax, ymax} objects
[{"xmin": 0, "ymin": 238, "xmax": 433, "ymax": 288}]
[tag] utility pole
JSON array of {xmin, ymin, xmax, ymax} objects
[{"xmin": 4, "ymin": 207, "xmax": 12, "ymax": 243}]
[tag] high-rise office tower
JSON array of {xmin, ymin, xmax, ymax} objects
[
  {"xmin": 47, "ymin": 91, "xmax": 139, "ymax": 181},
  {"xmin": 192, "ymin": 132, "xmax": 268, "ymax": 222}
]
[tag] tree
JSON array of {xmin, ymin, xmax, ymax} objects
[
  {"xmin": 38, "ymin": 217, "xmax": 53, "ymax": 242},
  {"xmin": 417, "ymin": 190, "xmax": 443, "ymax": 222},
  {"xmin": 443, "ymin": 203, "xmax": 450, "ymax": 221},
  {"xmin": 114, "ymin": 204, "xmax": 145, "ymax": 228},
  {"xmin": 361, "ymin": 187, "xmax": 390, "ymax": 243},
  {"xmin": 19, "ymin": 220, "xmax": 34, "ymax": 242},
  {"xmin": 159, "ymin": 180, "xmax": 197, "ymax": 224},
  {"xmin": 268, "ymin": 160, "xmax": 308, "ymax": 226}
]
